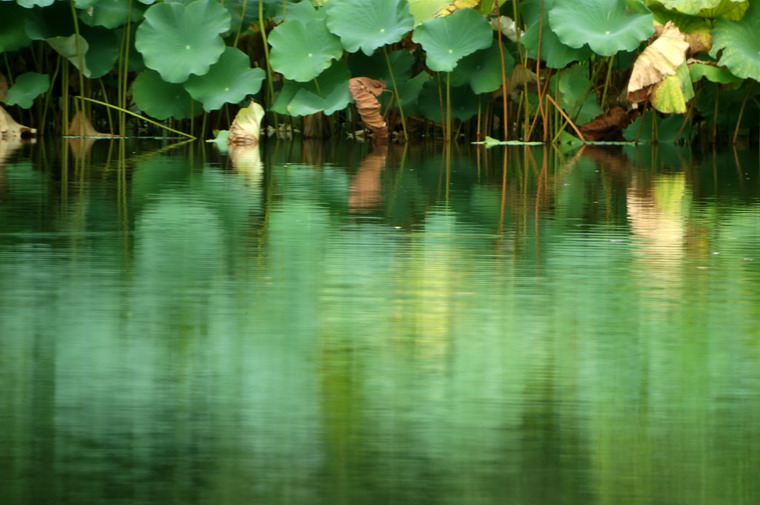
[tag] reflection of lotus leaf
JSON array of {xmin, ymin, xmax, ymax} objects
[
  {"xmin": 325, "ymin": 0, "xmax": 415, "ymax": 56},
  {"xmin": 412, "ymin": 8, "xmax": 493, "ymax": 72},
  {"xmin": 549, "ymin": 0, "xmax": 654, "ymax": 57},
  {"xmin": 269, "ymin": 18, "xmax": 343, "ymax": 82},
  {"xmin": 135, "ymin": 0, "xmax": 230, "ymax": 83},
  {"xmin": 184, "ymin": 47, "xmax": 265, "ymax": 112},
  {"xmin": 711, "ymin": 2, "xmax": 760, "ymax": 80}
]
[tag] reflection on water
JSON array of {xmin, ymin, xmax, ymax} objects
[{"xmin": 1, "ymin": 139, "xmax": 760, "ymax": 505}]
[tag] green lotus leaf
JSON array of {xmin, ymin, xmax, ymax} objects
[
  {"xmin": 268, "ymin": 18, "xmax": 343, "ymax": 82},
  {"xmin": 623, "ymin": 109, "xmax": 684, "ymax": 142},
  {"xmin": 552, "ymin": 64, "xmax": 603, "ymax": 124},
  {"xmin": 0, "ymin": 3, "xmax": 32, "ymax": 52},
  {"xmin": 451, "ymin": 40, "xmax": 513, "ymax": 94},
  {"xmin": 649, "ymin": 0, "xmax": 748, "ymax": 20},
  {"xmin": 79, "ymin": 0, "xmax": 146, "ymax": 29},
  {"xmin": 47, "ymin": 34, "xmax": 92, "ymax": 77},
  {"xmin": 17, "ymin": 0, "xmax": 53, "ymax": 7},
  {"xmin": 271, "ymin": 60, "xmax": 351, "ymax": 116},
  {"xmin": 80, "ymin": 25, "xmax": 119, "ymax": 79},
  {"xmin": 325, "ymin": 0, "xmax": 414, "ymax": 56},
  {"xmin": 3, "ymin": 72, "xmax": 50, "ymax": 109},
  {"xmin": 284, "ymin": 0, "xmax": 326, "ymax": 23},
  {"xmin": 711, "ymin": 2, "xmax": 760, "ymax": 80},
  {"xmin": 418, "ymin": 79, "xmax": 479, "ymax": 123},
  {"xmin": 412, "ymin": 8, "xmax": 493, "ymax": 72},
  {"xmin": 549, "ymin": 0, "xmax": 654, "ymax": 56},
  {"xmin": 74, "ymin": 0, "xmax": 100, "ymax": 8},
  {"xmin": 25, "ymin": 1, "xmax": 76, "ymax": 40},
  {"xmin": 651, "ymin": 61, "xmax": 693, "ymax": 113},
  {"xmin": 395, "ymin": 71, "xmax": 430, "ymax": 116},
  {"xmin": 689, "ymin": 62, "xmax": 740, "ymax": 84},
  {"xmin": 184, "ymin": 47, "xmax": 265, "ymax": 112},
  {"xmin": 132, "ymin": 69, "xmax": 201, "ymax": 120},
  {"xmin": 135, "ymin": 0, "xmax": 230, "ymax": 83},
  {"xmin": 408, "ymin": 0, "xmax": 449, "ymax": 24},
  {"xmin": 521, "ymin": 0, "xmax": 593, "ymax": 68},
  {"xmin": 349, "ymin": 49, "xmax": 414, "ymax": 82}
]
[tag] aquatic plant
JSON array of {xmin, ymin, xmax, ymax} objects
[{"xmin": 0, "ymin": 0, "xmax": 759, "ymax": 144}]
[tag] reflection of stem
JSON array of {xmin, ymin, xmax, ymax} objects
[
  {"xmin": 383, "ymin": 46, "xmax": 407, "ymax": 142},
  {"xmin": 446, "ymin": 72, "xmax": 451, "ymax": 142},
  {"xmin": 76, "ymin": 96, "xmax": 196, "ymax": 139}
]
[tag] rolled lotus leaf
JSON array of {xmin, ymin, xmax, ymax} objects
[
  {"xmin": 628, "ymin": 22, "xmax": 689, "ymax": 104},
  {"xmin": 228, "ymin": 102, "xmax": 265, "ymax": 146},
  {"xmin": 0, "ymin": 105, "xmax": 36, "ymax": 139},
  {"xmin": 349, "ymin": 77, "xmax": 388, "ymax": 143}
]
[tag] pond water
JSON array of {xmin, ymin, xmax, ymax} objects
[{"xmin": 1, "ymin": 138, "xmax": 759, "ymax": 505}]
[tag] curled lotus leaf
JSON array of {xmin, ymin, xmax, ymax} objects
[
  {"xmin": 47, "ymin": 35, "xmax": 91, "ymax": 77},
  {"xmin": 689, "ymin": 62, "xmax": 740, "ymax": 84},
  {"xmin": 184, "ymin": 47, "xmax": 265, "ymax": 112},
  {"xmin": 228, "ymin": 102, "xmax": 265, "ymax": 146},
  {"xmin": 132, "ymin": 69, "xmax": 202, "ymax": 120},
  {"xmin": 711, "ymin": 2, "xmax": 760, "ymax": 81},
  {"xmin": 268, "ymin": 18, "xmax": 343, "ymax": 82},
  {"xmin": 412, "ymin": 8, "xmax": 493, "ymax": 72},
  {"xmin": 349, "ymin": 77, "xmax": 388, "ymax": 141},
  {"xmin": 650, "ymin": 0, "xmax": 748, "ymax": 20},
  {"xmin": 135, "ymin": 0, "xmax": 230, "ymax": 83},
  {"xmin": 549, "ymin": 0, "xmax": 654, "ymax": 57},
  {"xmin": 628, "ymin": 22, "xmax": 689, "ymax": 103},
  {"xmin": 3, "ymin": 72, "xmax": 50, "ymax": 109},
  {"xmin": 651, "ymin": 62, "xmax": 693, "ymax": 113},
  {"xmin": 325, "ymin": 0, "xmax": 415, "ymax": 56}
]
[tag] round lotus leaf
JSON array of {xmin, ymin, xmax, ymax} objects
[
  {"xmin": 135, "ymin": 0, "xmax": 230, "ymax": 84},
  {"xmin": 268, "ymin": 18, "xmax": 343, "ymax": 82},
  {"xmin": 711, "ymin": 2, "xmax": 760, "ymax": 81},
  {"xmin": 3, "ymin": 72, "xmax": 50, "ymax": 109},
  {"xmin": 549, "ymin": 0, "xmax": 654, "ymax": 57},
  {"xmin": 450, "ymin": 40, "xmax": 513, "ymax": 94},
  {"xmin": 79, "ymin": 0, "xmax": 146, "ymax": 29},
  {"xmin": 0, "ymin": 3, "xmax": 32, "ymax": 52},
  {"xmin": 412, "ymin": 8, "xmax": 493, "ymax": 72},
  {"xmin": 271, "ymin": 60, "xmax": 351, "ymax": 116},
  {"xmin": 184, "ymin": 47, "xmax": 265, "ymax": 112},
  {"xmin": 132, "ymin": 69, "xmax": 201, "ymax": 120},
  {"xmin": 325, "ymin": 0, "xmax": 414, "ymax": 56},
  {"xmin": 520, "ymin": 0, "xmax": 592, "ymax": 68}
]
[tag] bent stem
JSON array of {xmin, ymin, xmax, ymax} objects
[{"xmin": 76, "ymin": 96, "xmax": 196, "ymax": 139}]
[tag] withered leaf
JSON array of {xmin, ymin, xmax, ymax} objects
[
  {"xmin": 628, "ymin": 22, "xmax": 689, "ymax": 105},
  {"xmin": 579, "ymin": 107, "xmax": 633, "ymax": 142},
  {"xmin": 0, "ymin": 105, "xmax": 36, "ymax": 140},
  {"xmin": 68, "ymin": 111, "xmax": 115, "ymax": 137},
  {"xmin": 228, "ymin": 101, "xmax": 265, "ymax": 146},
  {"xmin": 348, "ymin": 77, "xmax": 388, "ymax": 143}
]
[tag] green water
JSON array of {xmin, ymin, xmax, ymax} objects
[{"xmin": 1, "ymin": 139, "xmax": 759, "ymax": 505}]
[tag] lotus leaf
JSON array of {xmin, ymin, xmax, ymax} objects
[
  {"xmin": 649, "ymin": 0, "xmax": 748, "ymax": 20},
  {"xmin": 184, "ymin": 47, "xmax": 265, "ymax": 112},
  {"xmin": 278, "ymin": 0, "xmax": 324, "ymax": 23},
  {"xmin": 450, "ymin": 40, "xmax": 512, "ymax": 94},
  {"xmin": 135, "ymin": 0, "xmax": 230, "ymax": 83},
  {"xmin": 228, "ymin": 102, "xmax": 265, "ymax": 146},
  {"xmin": 47, "ymin": 35, "xmax": 91, "ymax": 77},
  {"xmin": 418, "ymin": 79, "xmax": 479, "ymax": 123},
  {"xmin": 79, "ymin": 0, "xmax": 145, "ymax": 29},
  {"xmin": 711, "ymin": 2, "xmax": 760, "ymax": 81},
  {"xmin": 132, "ymin": 69, "xmax": 201, "ymax": 120},
  {"xmin": 408, "ymin": 0, "xmax": 452, "ymax": 24},
  {"xmin": 628, "ymin": 22, "xmax": 689, "ymax": 102},
  {"xmin": 349, "ymin": 49, "xmax": 414, "ymax": 82},
  {"xmin": 549, "ymin": 0, "xmax": 654, "ymax": 57},
  {"xmin": 520, "ymin": 0, "xmax": 592, "ymax": 68},
  {"xmin": 268, "ymin": 18, "xmax": 343, "ymax": 82},
  {"xmin": 651, "ymin": 62, "xmax": 693, "ymax": 113},
  {"xmin": 553, "ymin": 64, "xmax": 603, "ymax": 124},
  {"xmin": 271, "ymin": 60, "xmax": 351, "ymax": 116},
  {"xmin": 17, "ymin": 0, "xmax": 54, "ymax": 7},
  {"xmin": 623, "ymin": 110, "xmax": 684, "ymax": 142},
  {"xmin": 325, "ymin": 0, "xmax": 414, "ymax": 55},
  {"xmin": 81, "ymin": 26, "xmax": 120, "ymax": 79},
  {"xmin": 412, "ymin": 8, "xmax": 493, "ymax": 72},
  {"xmin": 395, "ymin": 72, "xmax": 430, "ymax": 115},
  {"xmin": 25, "ymin": 1, "xmax": 77, "ymax": 40},
  {"xmin": 689, "ymin": 62, "xmax": 739, "ymax": 84},
  {"xmin": 0, "ymin": 3, "xmax": 32, "ymax": 52},
  {"xmin": 3, "ymin": 72, "xmax": 50, "ymax": 109}
]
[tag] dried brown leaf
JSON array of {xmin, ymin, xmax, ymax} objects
[
  {"xmin": 68, "ymin": 111, "xmax": 115, "ymax": 137},
  {"xmin": 579, "ymin": 107, "xmax": 633, "ymax": 142},
  {"xmin": 0, "ymin": 105, "xmax": 36, "ymax": 140},
  {"xmin": 349, "ymin": 77, "xmax": 388, "ymax": 143},
  {"xmin": 0, "ymin": 74, "xmax": 8, "ymax": 103},
  {"xmin": 228, "ymin": 101, "xmax": 265, "ymax": 146},
  {"xmin": 628, "ymin": 22, "xmax": 689, "ymax": 104}
]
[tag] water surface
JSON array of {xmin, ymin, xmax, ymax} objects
[{"xmin": 1, "ymin": 139, "xmax": 759, "ymax": 505}]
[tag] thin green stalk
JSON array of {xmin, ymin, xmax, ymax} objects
[
  {"xmin": 76, "ymin": 96, "xmax": 197, "ymax": 139},
  {"xmin": 494, "ymin": 2, "xmax": 509, "ymax": 140},
  {"xmin": 98, "ymin": 78, "xmax": 115, "ymax": 134},
  {"xmin": 446, "ymin": 72, "xmax": 452, "ymax": 142},
  {"xmin": 259, "ymin": 0, "xmax": 276, "ymax": 110},
  {"xmin": 62, "ymin": 59, "xmax": 70, "ymax": 135},
  {"xmin": 600, "ymin": 55, "xmax": 615, "ymax": 109},
  {"xmin": 733, "ymin": 81, "xmax": 754, "ymax": 145},
  {"xmin": 69, "ymin": 0, "xmax": 86, "ymax": 120},
  {"xmin": 233, "ymin": 0, "xmax": 249, "ymax": 47},
  {"xmin": 383, "ymin": 46, "xmax": 408, "ymax": 142}
]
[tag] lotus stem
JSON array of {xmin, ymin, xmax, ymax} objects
[
  {"xmin": 545, "ymin": 94, "xmax": 585, "ymax": 142},
  {"xmin": 383, "ymin": 46, "xmax": 408, "ymax": 142},
  {"xmin": 233, "ymin": 0, "xmax": 249, "ymax": 48},
  {"xmin": 733, "ymin": 81, "xmax": 754, "ymax": 145},
  {"xmin": 69, "ymin": 0, "xmax": 86, "ymax": 118},
  {"xmin": 494, "ymin": 3, "xmax": 508, "ymax": 140},
  {"xmin": 600, "ymin": 55, "xmax": 614, "ymax": 109},
  {"xmin": 76, "ymin": 96, "xmax": 196, "ymax": 139},
  {"xmin": 446, "ymin": 72, "xmax": 452, "ymax": 142},
  {"xmin": 258, "ymin": 0, "xmax": 277, "ymax": 112}
]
